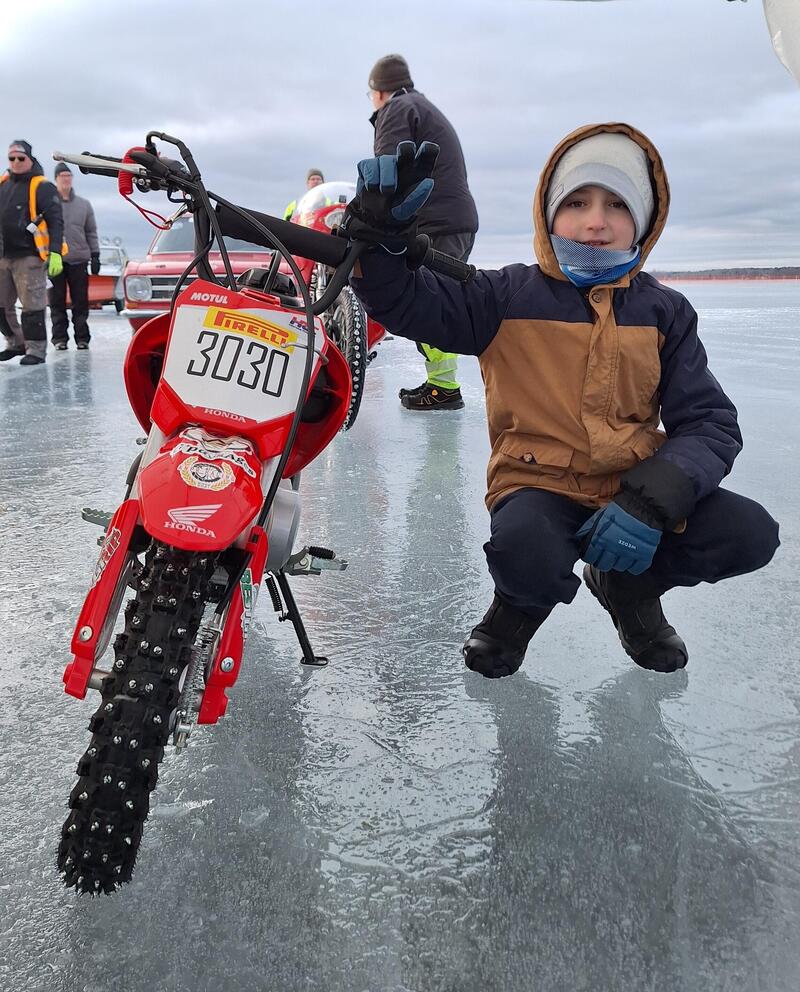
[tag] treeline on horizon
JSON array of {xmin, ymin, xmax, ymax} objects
[{"xmin": 652, "ymin": 266, "xmax": 800, "ymax": 279}]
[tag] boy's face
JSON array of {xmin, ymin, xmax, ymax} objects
[{"xmin": 551, "ymin": 185, "xmax": 636, "ymax": 250}]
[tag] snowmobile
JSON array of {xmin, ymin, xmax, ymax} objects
[{"xmin": 52, "ymin": 133, "xmax": 472, "ymax": 894}]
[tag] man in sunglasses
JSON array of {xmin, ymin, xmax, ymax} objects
[{"xmin": 0, "ymin": 140, "xmax": 64, "ymax": 365}]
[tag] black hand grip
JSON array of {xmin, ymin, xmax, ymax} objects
[
  {"xmin": 215, "ymin": 202, "xmax": 348, "ymax": 267},
  {"xmin": 423, "ymin": 246, "xmax": 476, "ymax": 283},
  {"xmin": 129, "ymin": 149, "xmax": 171, "ymax": 178},
  {"xmin": 77, "ymin": 151, "xmax": 123, "ymax": 178}
]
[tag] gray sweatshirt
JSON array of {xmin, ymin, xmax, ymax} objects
[{"xmin": 61, "ymin": 190, "xmax": 99, "ymax": 264}]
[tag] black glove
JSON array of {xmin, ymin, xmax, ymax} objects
[
  {"xmin": 340, "ymin": 140, "xmax": 439, "ymax": 253},
  {"xmin": 90, "ymin": 253, "xmax": 101, "ymax": 275}
]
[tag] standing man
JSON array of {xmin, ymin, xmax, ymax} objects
[
  {"xmin": 50, "ymin": 162, "xmax": 100, "ymax": 350},
  {"xmin": 284, "ymin": 168, "xmax": 326, "ymax": 221},
  {"xmin": 0, "ymin": 140, "xmax": 64, "ymax": 365},
  {"xmin": 368, "ymin": 54, "xmax": 478, "ymax": 410}
]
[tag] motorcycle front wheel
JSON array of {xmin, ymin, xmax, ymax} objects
[{"xmin": 57, "ymin": 540, "xmax": 216, "ymax": 894}]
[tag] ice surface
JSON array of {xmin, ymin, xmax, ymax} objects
[{"xmin": 0, "ymin": 281, "xmax": 798, "ymax": 991}]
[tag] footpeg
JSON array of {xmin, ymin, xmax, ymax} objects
[
  {"xmin": 82, "ymin": 508, "xmax": 114, "ymax": 538},
  {"xmin": 283, "ymin": 546, "xmax": 348, "ymax": 577}
]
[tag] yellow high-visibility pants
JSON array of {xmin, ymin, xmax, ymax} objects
[{"xmin": 418, "ymin": 342, "xmax": 459, "ymax": 389}]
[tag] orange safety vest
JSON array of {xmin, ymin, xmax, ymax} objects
[{"xmin": 0, "ymin": 172, "xmax": 68, "ymax": 261}]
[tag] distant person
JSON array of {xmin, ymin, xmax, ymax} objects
[
  {"xmin": 283, "ymin": 168, "xmax": 325, "ymax": 221},
  {"xmin": 367, "ymin": 53, "xmax": 478, "ymax": 411},
  {"xmin": 348, "ymin": 123, "xmax": 779, "ymax": 676},
  {"xmin": 0, "ymin": 140, "xmax": 64, "ymax": 365},
  {"xmin": 49, "ymin": 162, "xmax": 100, "ymax": 351}
]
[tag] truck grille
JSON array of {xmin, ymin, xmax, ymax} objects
[{"xmin": 149, "ymin": 274, "xmax": 199, "ymax": 301}]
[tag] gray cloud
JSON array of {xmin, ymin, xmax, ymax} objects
[{"xmin": 2, "ymin": 0, "xmax": 797, "ymax": 268}]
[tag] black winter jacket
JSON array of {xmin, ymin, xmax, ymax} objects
[
  {"xmin": 371, "ymin": 88, "xmax": 478, "ymax": 237},
  {"xmin": 0, "ymin": 159, "xmax": 64, "ymax": 259}
]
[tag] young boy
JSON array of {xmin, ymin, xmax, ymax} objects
[{"xmin": 348, "ymin": 123, "xmax": 780, "ymax": 678}]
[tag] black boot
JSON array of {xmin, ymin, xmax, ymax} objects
[
  {"xmin": 583, "ymin": 565, "xmax": 687, "ymax": 673},
  {"xmin": 0, "ymin": 347, "xmax": 25, "ymax": 361},
  {"xmin": 401, "ymin": 382, "xmax": 464, "ymax": 411},
  {"xmin": 398, "ymin": 381, "xmax": 426, "ymax": 399},
  {"xmin": 462, "ymin": 595, "xmax": 550, "ymax": 679}
]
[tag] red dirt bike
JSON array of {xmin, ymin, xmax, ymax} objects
[
  {"xmin": 52, "ymin": 133, "xmax": 473, "ymax": 894},
  {"xmin": 288, "ymin": 180, "xmax": 387, "ymax": 429}
]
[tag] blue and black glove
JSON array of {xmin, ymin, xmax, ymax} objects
[
  {"xmin": 576, "ymin": 457, "xmax": 696, "ymax": 574},
  {"xmin": 341, "ymin": 140, "xmax": 438, "ymax": 253}
]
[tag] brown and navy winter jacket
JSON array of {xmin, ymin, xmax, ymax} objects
[{"xmin": 352, "ymin": 123, "xmax": 742, "ymax": 511}]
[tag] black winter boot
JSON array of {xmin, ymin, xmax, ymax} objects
[
  {"xmin": 398, "ymin": 381, "xmax": 426, "ymax": 399},
  {"xmin": 401, "ymin": 383, "xmax": 464, "ymax": 411},
  {"xmin": 462, "ymin": 595, "xmax": 550, "ymax": 679},
  {"xmin": 583, "ymin": 565, "xmax": 687, "ymax": 673}
]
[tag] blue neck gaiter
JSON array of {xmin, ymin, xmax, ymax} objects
[{"xmin": 551, "ymin": 234, "xmax": 640, "ymax": 287}]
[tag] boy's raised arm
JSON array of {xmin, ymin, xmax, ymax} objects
[{"xmin": 351, "ymin": 250, "xmax": 524, "ymax": 357}]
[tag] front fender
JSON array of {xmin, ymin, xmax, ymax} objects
[{"xmin": 138, "ymin": 429, "xmax": 263, "ymax": 551}]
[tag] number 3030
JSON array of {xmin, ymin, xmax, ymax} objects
[{"xmin": 186, "ymin": 330, "xmax": 289, "ymax": 396}]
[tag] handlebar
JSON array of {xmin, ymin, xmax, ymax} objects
[
  {"xmin": 53, "ymin": 151, "xmax": 145, "ymax": 179},
  {"xmin": 52, "ymin": 147, "xmax": 477, "ymax": 287},
  {"xmin": 214, "ymin": 201, "xmax": 476, "ymax": 284}
]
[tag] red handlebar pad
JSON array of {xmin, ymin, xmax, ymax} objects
[{"xmin": 118, "ymin": 147, "xmax": 148, "ymax": 196}]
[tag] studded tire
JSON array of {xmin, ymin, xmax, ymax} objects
[
  {"xmin": 325, "ymin": 285, "xmax": 368, "ymax": 432},
  {"xmin": 57, "ymin": 541, "xmax": 216, "ymax": 894}
]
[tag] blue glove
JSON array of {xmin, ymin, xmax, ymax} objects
[
  {"xmin": 355, "ymin": 141, "xmax": 436, "ymax": 223},
  {"xmin": 343, "ymin": 141, "xmax": 439, "ymax": 248},
  {"xmin": 576, "ymin": 502, "xmax": 662, "ymax": 574}
]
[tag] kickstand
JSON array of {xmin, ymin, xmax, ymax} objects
[{"xmin": 269, "ymin": 572, "xmax": 329, "ymax": 667}]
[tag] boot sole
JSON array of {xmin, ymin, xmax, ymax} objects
[
  {"xmin": 582, "ymin": 565, "xmax": 687, "ymax": 673},
  {"xmin": 400, "ymin": 400, "xmax": 465, "ymax": 411}
]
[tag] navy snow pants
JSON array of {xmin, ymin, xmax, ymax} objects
[{"xmin": 485, "ymin": 487, "xmax": 780, "ymax": 614}]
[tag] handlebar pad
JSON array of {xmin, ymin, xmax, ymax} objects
[{"xmin": 215, "ymin": 203, "xmax": 349, "ymax": 267}]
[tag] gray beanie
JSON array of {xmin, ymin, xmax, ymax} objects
[
  {"xmin": 54, "ymin": 162, "xmax": 73, "ymax": 177},
  {"xmin": 368, "ymin": 54, "xmax": 413, "ymax": 93},
  {"xmin": 546, "ymin": 133, "xmax": 655, "ymax": 243},
  {"xmin": 306, "ymin": 167, "xmax": 324, "ymax": 182}
]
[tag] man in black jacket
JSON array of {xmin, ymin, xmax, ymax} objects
[
  {"xmin": 368, "ymin": 55, "xmax": 478, "ymax": 410},
  {"xmin": 0, "ymin": 140, "xmax": 64, "ymax": 365},
  {"xmin": 50, "ymin": 163, "xmax": 100, "ymax": 350}
]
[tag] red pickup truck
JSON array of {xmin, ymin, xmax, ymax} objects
[{"xmin": 122, "ymin": 208, "xmax": 277, "ymax": 332}]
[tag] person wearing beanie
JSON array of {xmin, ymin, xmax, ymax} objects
[
  {"xmin": 283, "ymin": 167, "xmax": 326, "ymax": 221},
  {"xmin": 350, "ymin": 122, "xmax": 779, "ymax": 677},
  {"xmin": 49, "ymin": 162, "xmax": 100, "ymax": 350},
  {"xmin": 366, "ymin": 53, "xmax": 478, "ymax": 410},
  {"xmin": 0, "ymin": 139, "xmax": 64, "ymax": 364}
]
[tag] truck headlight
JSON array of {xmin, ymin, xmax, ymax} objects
[{"xmin": 125, "ymin": 275, "xmax": 153, "ymax": 302}]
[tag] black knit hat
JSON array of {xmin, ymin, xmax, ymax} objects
[
  {"xmin": 368, "ymin": 54, "xmax": 413, "ymax": 93},
  {"xmin": 54, "ymin": 162, "xmax": 73, "ymax": 177},
  {"xmin": 8, "ymin": 139, "xmax": 33, "ymax": 159}
]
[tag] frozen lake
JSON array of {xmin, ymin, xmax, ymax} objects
[{"xmin": 0, "ymin": 280, "xmax": 798, "ymax": 992}]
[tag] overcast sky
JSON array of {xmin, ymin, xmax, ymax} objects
[{"xmin": 2, "ymin": 0, "xmax": 797, "ymax": 269}]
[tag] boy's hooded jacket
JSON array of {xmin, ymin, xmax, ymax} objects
[{"xmin": 351, "ymin": 123, "xmax": 742, "ymax": 512}]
